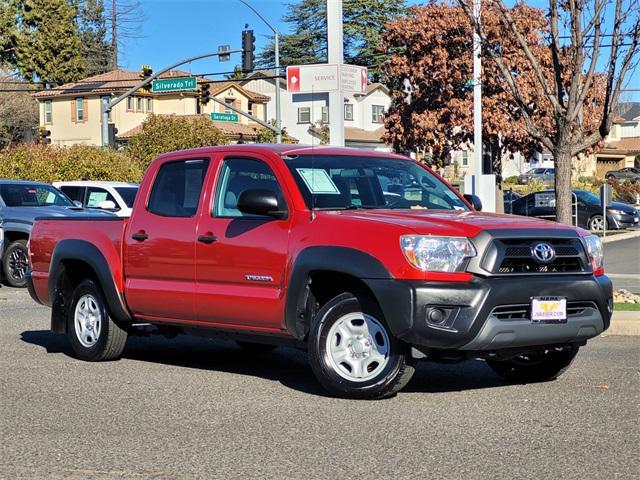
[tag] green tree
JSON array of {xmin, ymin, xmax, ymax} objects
[
  {"xmin": 258, "ymin": 0, "xmax": 405, "ymax": 78},
  {"xmin": 225, "ymin": 65, "xmax": 245, "ymax": 80},
  {"xmin": 0, "ymin": 73, "xmax": 38, "ymax": 147},
  {"xmin": 14, "ymin": 0, "xmax": 86, "ymax": 85},
  {"xmin": 125, "ymin": 115, "xmax": 228, "ymax": 169},
  {"xmin": 78, "ymin": 0, "xmax": 111, "ymax": 76},
  {"xmin": 0, "ymin": 1, "xmax": 19, "ymax": 68}
]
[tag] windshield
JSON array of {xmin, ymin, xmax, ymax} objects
[
  {"xmin": 526, "ymin": 168, "xmax": 546, "ymax": 174},
  {"xmin": 284, "ymin": 155, "xmax": 469, "ymax": 211},
  {"xmin": 0, "ymin": 183, "xmax": 74, "ymax": 207},
  {"xmin": 574, "ymin": 190, "xmax": 600, "ymax": 205},
  {"xmin": 114, "ymin": 187, "xmax": 138, "ymax": 208}
]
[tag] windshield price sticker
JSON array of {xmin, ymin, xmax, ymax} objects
[
  {"xmin": 531, "ymin": 296, "xmax": 567, "ymax": 323},
  {"xmin": 296, "ymin": 168, "xmax": 340, "ymax": 194}
]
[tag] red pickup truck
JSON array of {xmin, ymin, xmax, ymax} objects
[{"xmin": 27, "ymin": 145, "xmax": 612, "ymax": 399}]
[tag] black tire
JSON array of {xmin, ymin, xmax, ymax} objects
[
  {"xmin": 308, "ymin": 292, "xmax": 415, "ymax": 400},
  {"xmin": 2, "ymin": 239, "xmax": 29, "ymax": 288},
  {"xmin": 235, "ymin": 341, "xmax": 278, "ymax": 354},
  {"xmin": 486, "ymin": 346, "xmax": 580, "ymax": 383},
  {"xmin": 67, "ymin": 279, "xmax": 127, "ymax": 361},
  {"xmin": 588, "ymin": 214, "xmax": 606, "ymax": 232}
]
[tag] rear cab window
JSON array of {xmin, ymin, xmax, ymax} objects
[{"xmin": 147, "ymin": 159, "xmax": 210, "ymax": 217}]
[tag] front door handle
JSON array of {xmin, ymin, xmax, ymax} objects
[
  {"xmin": 131, "ymin": 231, "xmax": 148, "ymax": 241},
  {"xmin": 197, "ymin": 233, "xmax": 217, "ymax": 244}
]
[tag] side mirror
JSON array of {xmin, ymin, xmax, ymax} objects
[
  {"xmin": 73, "ymin": 200, "xmax": 83, "ymax": 208},
  {"xmin": 463, "ymin": 194, "xmax": 482, "ymax": 211},
  {"xmin": 97, "ymin": 200, "xmax": 117, "ymax": 210},
  {"xmin": 237, "ymin": 189, "xmax": 287, "ymax": 219}
]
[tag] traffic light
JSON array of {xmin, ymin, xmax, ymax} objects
[
  {"xmin": 140, "ymin": 64, "xmax": 153, "ymax": 92},
  {"xmin": 199, "ymin": 82, "xmax": 210, "ymax": 106},
  {"xmin": 107, "ymin": 123, "xmax": 118, "ymax": 149},
  {"xmin": 37, "ymin": 127, "xmax": 51, "ymax": 145},
  {"xmin": 242, "ymin": 29, "xmax": 255, "ymax": 73}
]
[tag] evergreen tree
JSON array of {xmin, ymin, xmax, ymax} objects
[
  {"xmin": 78, "ymin": 0, "xmax": 111, "ymax": 76},
  {"xmin": 14, "ymin": 0, "xmax": 86, "ymax": 85},
  {"xmin": 0, "ymin": 1, "xmax": 19, "ymax": 69},
  {"xmin": 258, "ymin": 0, "xmax": 405, "ymax": 79}
]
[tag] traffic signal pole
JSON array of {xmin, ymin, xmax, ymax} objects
[{"xmin": 100, "ymin": 50, "xmax": 241, "ymax": 147}]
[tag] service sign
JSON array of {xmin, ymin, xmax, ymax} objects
[{"xmin": 287, "ymin": 64, "xmax": 368, "ymax": 94}]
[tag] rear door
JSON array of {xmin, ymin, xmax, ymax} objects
[
  {"xmin": 125, "ymin": 157, "xmax": 212, "ymax": 321},
  {"xmin": 194, "ymin": 153, "xmax": 292, "ymax": 330}
]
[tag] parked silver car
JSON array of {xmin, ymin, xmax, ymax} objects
[{"xmin": 517, "ymin": 167, "xmax": 555, "ymax": 185}]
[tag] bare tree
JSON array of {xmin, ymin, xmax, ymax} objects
[
  {"xmin": 106, "ymin": 0, "xmax": 144, "ymax": 70},
  {"xmin": 459, "ymin": 0, "xmax": 640, "ymax": 225}
]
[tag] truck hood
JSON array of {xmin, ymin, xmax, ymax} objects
[
  {"xmin": 0, "ymin": 206, "xmax": 114, "ymax": 224},
  {"xmin": 321, "ymin": 209, "xmax": 577, "ymax": 237}
]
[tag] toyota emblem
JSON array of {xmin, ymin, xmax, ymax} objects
[{"xmin": 531, "ymin": 242, "xmax": 556, "ymax": 263}]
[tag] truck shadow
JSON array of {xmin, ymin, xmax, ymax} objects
[{"xmin": 20, "ymin": 330, "xmax": 510, "ymax": 397}]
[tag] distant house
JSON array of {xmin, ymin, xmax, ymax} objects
[
  {"xmin": 241, "ymin": 70, "xmax": 392, "ymax": 150},
  {"xmin": 33, "ymin": 70, "xmax": 271, "ymax": 146}
]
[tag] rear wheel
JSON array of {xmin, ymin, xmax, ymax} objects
[
  {"xmin": 2, "ymin": 239, "xmax": 29, "ymax": 288},
  {"xmin": 67, "ymin": 279, "xmax": 127, "ymax": 361},
  {"xmin": 308, "ymin": 293, "xmax": 415, "ymax": 399},
  {"xmin": 486, "ymin": 346, "xmax": 579, "ymax": 382}
]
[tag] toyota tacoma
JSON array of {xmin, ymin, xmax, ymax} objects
[{"xmin": 26, "ymin": 145, "xmax": 612, "ymax": 399}]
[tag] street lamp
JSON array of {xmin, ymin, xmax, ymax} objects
[{"xmin": 238, "ymin": 0, "xmax": 282, "ymax": 144}]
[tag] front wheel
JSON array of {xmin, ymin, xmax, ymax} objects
[
  {"xmin": 588, "ymin": 214, "xmax": 606, "ymax": 232},
  {"xmin": 486, "ymin": 346, "xmax": 579, "ymax": 383},
  {"xmin": 67, "ymin": 279, "xmax": 127, "ymax": 361},
  {"xmin": 2, "ymin": 239, "xmax": 29, "ymax": 288},
  {"xmin": 308, "ymin": 293, "xmax": 415, "ymax": 400}
]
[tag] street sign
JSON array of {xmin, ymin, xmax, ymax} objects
[
  {"xmin": 218, "ymin": 45, "xmax": 230, "ymax": 62},
  {"xmin": 151, "ymin": 77, "xmax": 197, "ymax": 93},
  {"xmin": 211, "ymin": 112, "xmax": 239, "ymax": 122},
  {"xmin": 287, "ymin": 64, "xmax": 367, "ymax": 94}
]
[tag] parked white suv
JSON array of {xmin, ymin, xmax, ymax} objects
[{"xmin": 53, "ymin": 181, "xmax": 139, "ymax": 217}]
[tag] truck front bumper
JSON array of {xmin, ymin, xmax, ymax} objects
[{"xmin": 365, "ymin": 274, "xmax": 612, "ymax": 351}]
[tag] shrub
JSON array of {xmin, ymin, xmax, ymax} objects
[
  {"xmin": 125, "ymin": 114, "xmax": 227, "ymax": 169},
  {"xmin": 504, "ymin": 175, "xmax": 518, "ymax": 184},
  {"xmin": 0, "ymin": 144, "xmax": 144, "ymax": 183},
  {"xmin": 609, "ymin": 179, "xmax": 640, "ymax": 205}
]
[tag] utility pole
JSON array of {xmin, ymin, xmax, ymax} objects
[
  {"xmin": 327, "ymin": 0, "xmax": 345, "ymax": 146},
  {"xmin": 238, "ymin": 0, "xmax": 282, "ymax": 143},
  {"xmin": 111, "ymin": 0, "xmax": 117, "ymax": 70},
  {"xmin": 473, "ymin": 0, "xmax": 482, "ymax": 197}
]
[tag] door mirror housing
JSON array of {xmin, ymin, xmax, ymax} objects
[
  {"xmin": 463, "ymin": 194, "xmax": 483, "ymax": 211},
  {"xmin": 72, "ymin": 200, "xmax": 83, "ymax": 208},
  {"xmin": 97, "ymin": 200, "xmax": 117, "ymax": 210},
  {"xmin": 237, "ymin": 189, "xmax": 287, "ymax": 219}
]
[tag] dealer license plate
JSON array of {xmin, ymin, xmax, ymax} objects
[{"xmin": 531, "ymin": 296, "xmax": 567, "ymax": 323}]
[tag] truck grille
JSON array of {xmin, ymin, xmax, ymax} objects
[
  {"xmin": 491, "ymin": 301, "xmax": 598, "ymax": 320},
  {"xmin": 483, "ymin": 238, "xmax": 588, "ymax": 275}
]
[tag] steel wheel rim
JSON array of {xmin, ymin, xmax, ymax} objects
[
  {"xmin": 325, "ymin": 312, "xmax": 390, "ymax": 383},
  {"xmin": 74, "ymin": 294, "xmax": 102, "ymax": 348},
  {"xmin": 590, "ymin": 216, "xmax": 605, "ymax": 231},
  {"xmin": 8, "ymin": 247, "xmax": 28, "ymax": 280}
]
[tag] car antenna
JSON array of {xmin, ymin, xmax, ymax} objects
[{"xmin": 310, "ymin": 85, "xmax": 316, "ymax": 221}]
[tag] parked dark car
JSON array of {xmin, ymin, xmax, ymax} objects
[
  {"xmin": 509, "ymin": 189, "xmax": 639, "ymax": 231},
  {"xmin": 517, "ymin": 168, "xmax": 555, "ymax": 185},
  {"xmin": 0, "ymin": 180, "xmax": 113, "ymax": 287},
  {"xmin": 605, "ymin": 167, "xmax": 640, "ymax": 183}
]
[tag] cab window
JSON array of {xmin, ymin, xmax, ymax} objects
[{"xmin": 148, "ymin": 159, "xmax": 210, "ymax": 217}]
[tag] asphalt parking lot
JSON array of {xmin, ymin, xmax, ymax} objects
[{"xmin": 1, "ymin": 287, "xmax": 638, "ymax": 480}]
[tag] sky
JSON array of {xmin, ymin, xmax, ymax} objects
[{"xmin": 122, "ymin": 0, "xmax": 638, "ymax": 100}]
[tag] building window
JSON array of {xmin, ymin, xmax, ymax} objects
[
  {"xmin": 298, "ymin": 107, "xmax": 311, "ymax": 124},
  {"xmin": 344, "ymin": 103, "xmax": 353, "ymax": 121},
  {"xmin": 147, "ymin": 98, "xmax": 153, "ymax": 112},
  {"xmin": 462, "ymin": 150, "xmax": 469, "ymax": 166},
  {"xmin": 44, "ymin": 100, "xmax": 52, "ymax": 124},
  {"xmin": 127, "ymin": 97, "xmax": 134, "ymax": 111},
  {"xmin": 248, "ymin": 101, "xmax": 254, "ymax": 117},
  {"xmin": 321, "ymin": 106, "xmax": 329, "ymax": 124},
  {"xmin": 225, "ymin": 99, "xmax": 235, "ymax": 114},
  {"xmin": 75, "ymin": 97, "xmax": 84, "ymax": 122},
  {"xmin": 372, "ymin": 105, "xmax": 384, "ymax": 123},
  {"xmin": 137, "ymin": 97, "xmax": 144, "ymax": 112}
]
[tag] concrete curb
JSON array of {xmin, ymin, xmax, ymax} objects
[
  {"xmin": 603, "ymin": 311, "xmax": 640, "ymax": 336},
  {"xmin": 601, "ymin": 230, "xmax": 640, "ymax": 244}
]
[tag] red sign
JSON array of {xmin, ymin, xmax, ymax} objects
[{"xmin": 287, "ymin": 66, "xmax": 301, "ymax": 92}]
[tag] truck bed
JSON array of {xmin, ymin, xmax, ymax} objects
[{"xmin": 29, "ymin": 217, "xmax": 128, "ymax": 306}]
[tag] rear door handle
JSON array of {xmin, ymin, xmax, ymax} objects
[
  {"xmin": 197, "ymin": 233, "xmax": 217, "ymax": 244},
  {"xmin": 132, "ymin": 231, "xmax": 148, "ymax": 241}
]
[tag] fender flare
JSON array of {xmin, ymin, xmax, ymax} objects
[
  {"xmin": 285, "ymin": 246, "xmax": 392, "ymax": 339},
  {"xmin": 49, "ymin": 239, "xmax": 131, "ymax": 333}
]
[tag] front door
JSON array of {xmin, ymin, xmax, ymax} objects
[
  {"xmin": 125, "ymin": 157, "xmax": 211, "ymax": 321},
  {"xmin": 195, "ymin": 154, "xmax": 291, "ymax": 331}
]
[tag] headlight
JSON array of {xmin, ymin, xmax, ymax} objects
[
  {"xmin": 583, "ymin": 234, "xmax": 604, "ymax": 272},
  {"xmin": 608, "ymin": 209, "xmax": 624, "ymax": 215},
  {"xmin": 400, "ymin": 235, "xmax": 476, "ymax": 272}
]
